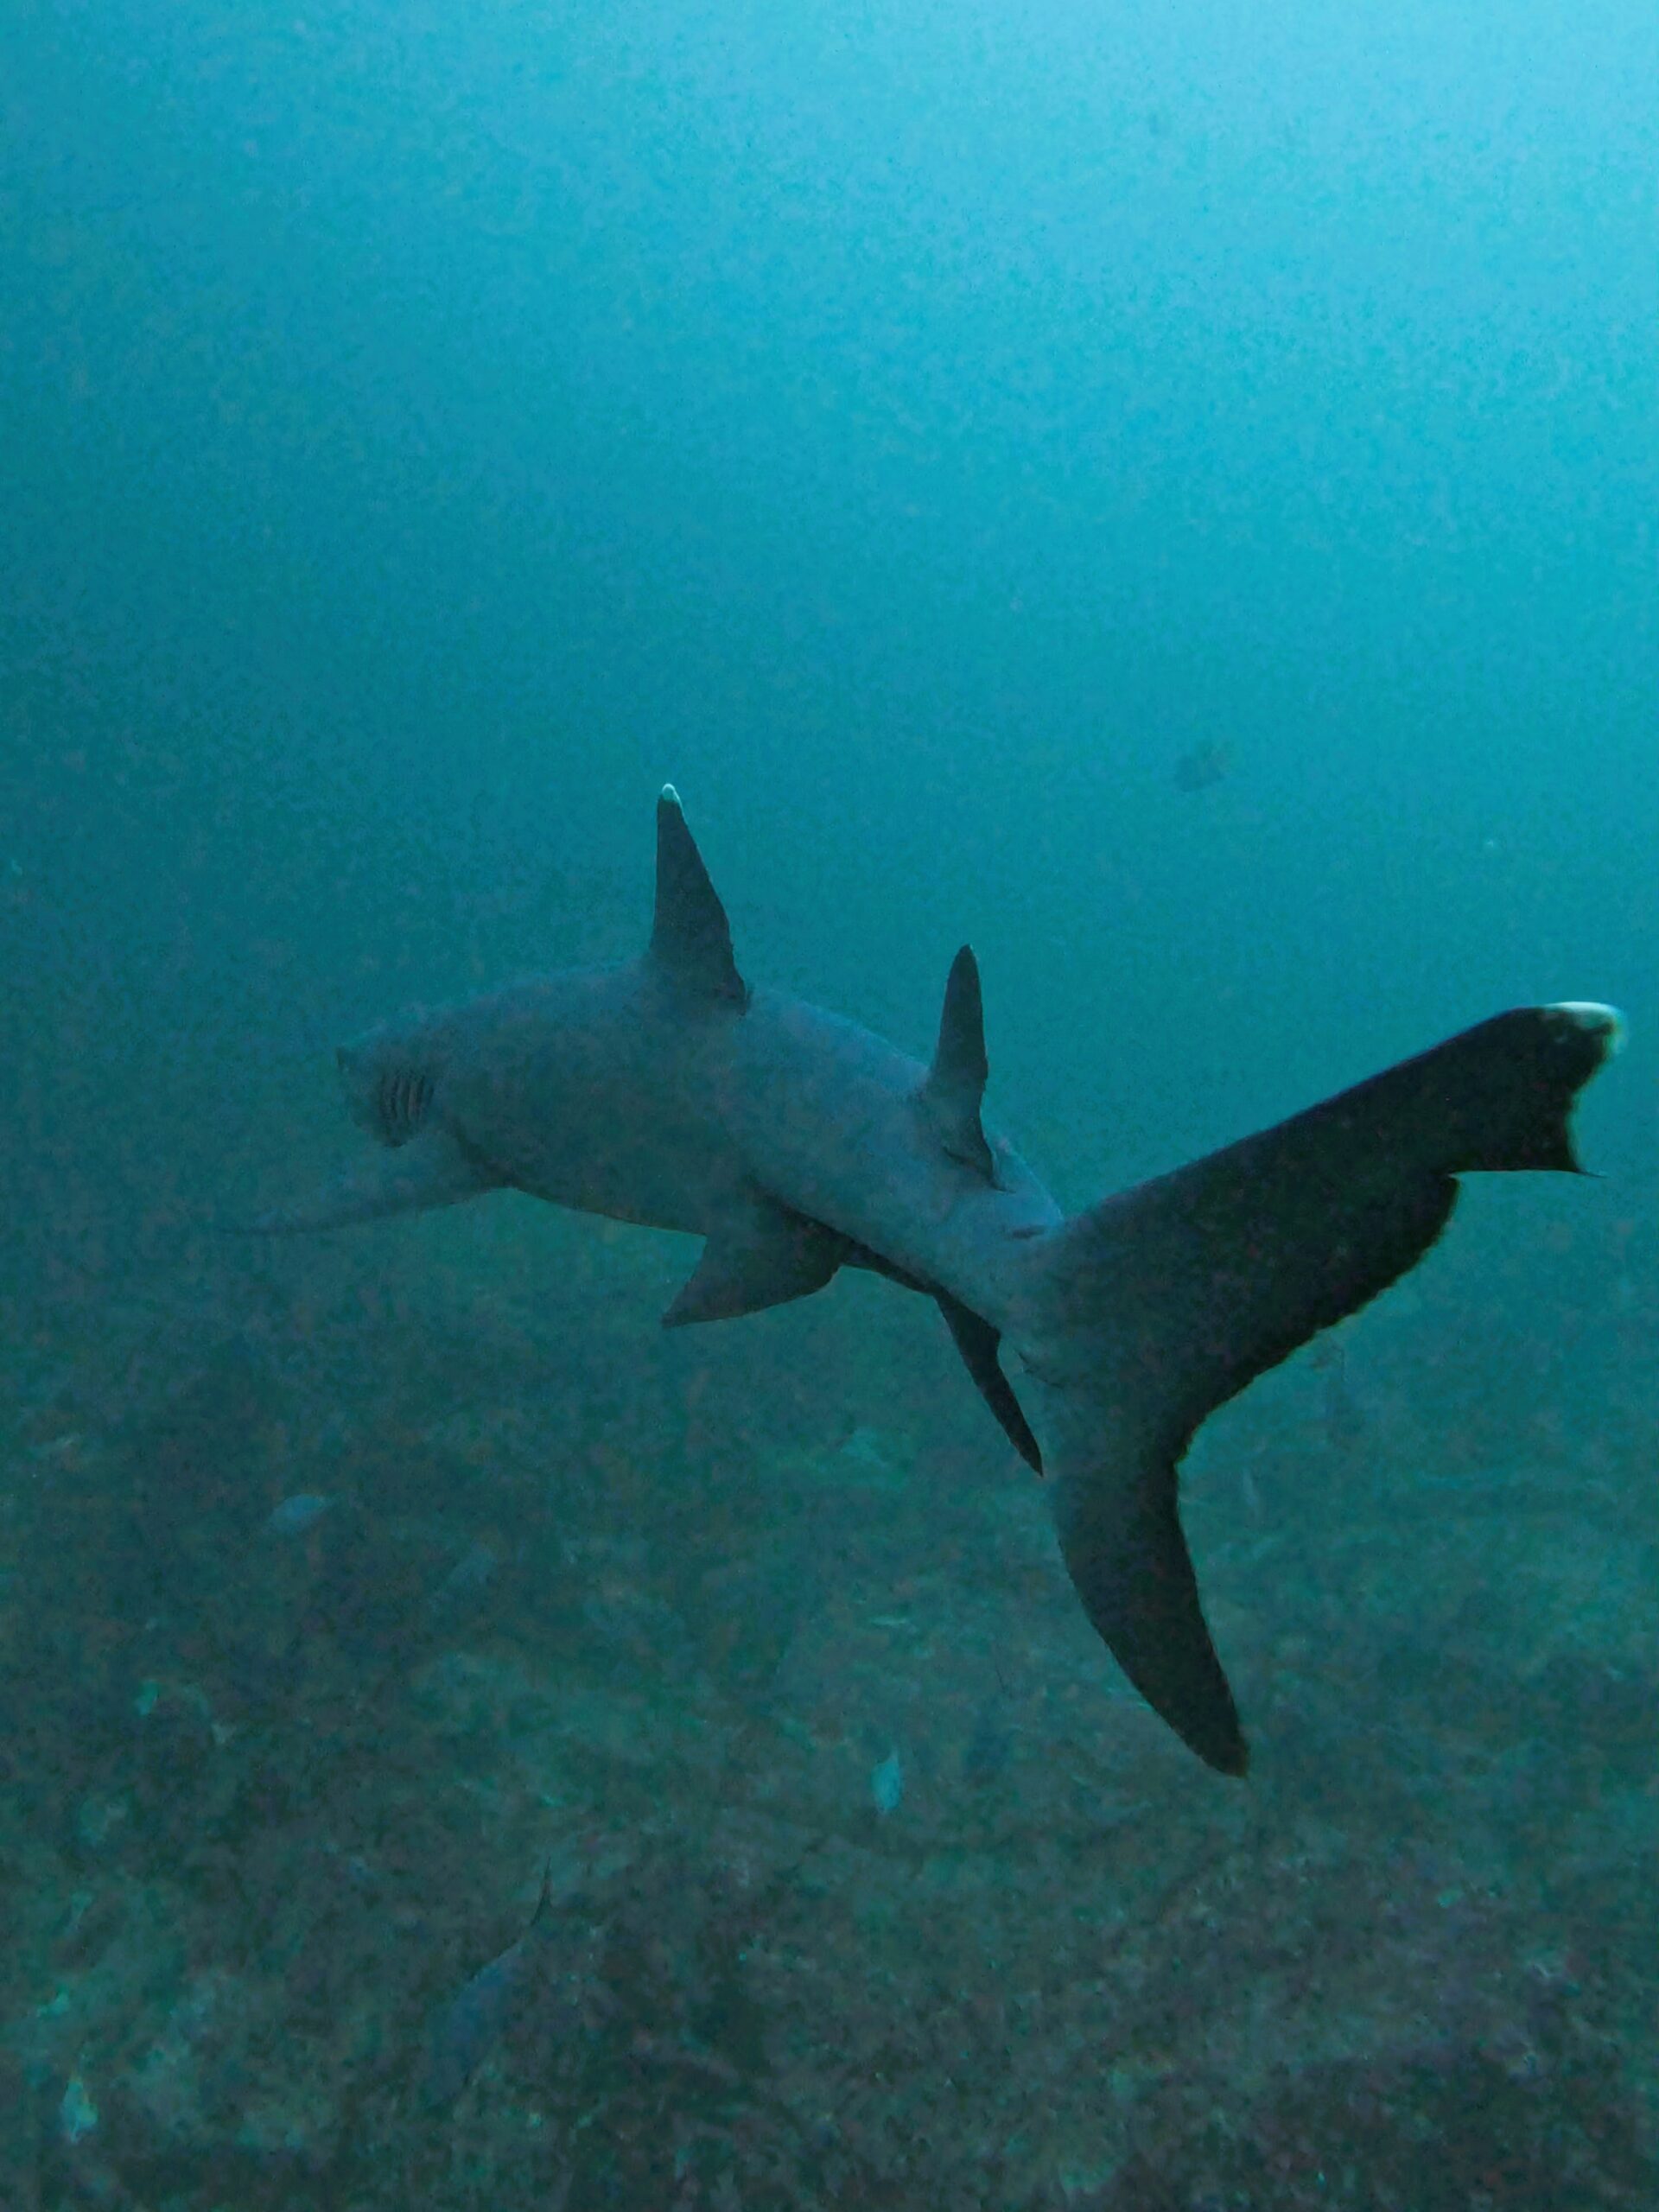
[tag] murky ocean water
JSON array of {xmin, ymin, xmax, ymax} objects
[{"xmin": 3, "ymin": 3, "xmax": 1656, "ymax": 2202}]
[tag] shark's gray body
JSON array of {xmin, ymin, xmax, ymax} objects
[
  {"xmin": 339, "ymin": 969, "xmax": 1061, "ymax": 1324},
  {"xmin": 250, "ymin": 789, "xmax": 1624, "ymax": 1775}
]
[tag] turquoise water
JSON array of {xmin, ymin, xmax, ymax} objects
[{"xmin": 3, "ymin": 3, "xmax": 1656, "ymax": 2203}]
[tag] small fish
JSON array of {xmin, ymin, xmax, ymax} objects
[
  {"xmin": 1309, "ymin": 1339, "xmax": 1368, "ymax": 1454},
  {"xmin": 265, "ymin": 1493, "xmax": 334, "ymax": 1536},
  {"xmin": 420, "ymin": 1865, "xmax": 553, "ymax": 2112},
  {"xmin": 1173, "ymin": 740, "xmax": 1233, "ymax": 793},
  {"xmin": 870, "ymin": 1746, "xmax": 904, "ymax": 1817},
  {"xmin": 1239, "ymin": 1456, "xmax": 1265, "ymax": 1522},
  {"xmin": 426, "ymin": 1541, "xmax": 499, "ymax": 1625},
  {"xmin": 59, "ymin": 2070, "xmax": 99, "ymax": 2144}
]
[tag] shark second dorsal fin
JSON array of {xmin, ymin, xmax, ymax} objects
[
  {"xmin": 918, "ymin": 945, "xmax": 995, "ymax": 1179},
  {"xmin": 649, "ymin": 785, "xmax": 748, "ymax": 1008}
]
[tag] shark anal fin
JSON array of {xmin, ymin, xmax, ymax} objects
[
  {"xmin": 229, "ymin": 1129, "xmax": 494, "ymax": 1236},
  {"xmin": 663, "ymin": 1201, "xmax": 845, "ymax": 1325},
  {"xmin": 935, "ymin": 1291, "xmax": 1041, "ymax": 1471},
  {"xmin": 650, "ymin": 786, "xmax": 748, "ymax": 1008},
  {"xmin": 918, "ymin": 945, "xmax": 995, "ymax": 1178}
]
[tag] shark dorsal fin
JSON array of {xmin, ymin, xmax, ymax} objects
[
  {"xmin": 918, "ymin": 944, "xmax": 996, "ymax": 1179},
  {"xmin": 649, "ymin": 785, "xmax": 747, "ymax": 1008}
]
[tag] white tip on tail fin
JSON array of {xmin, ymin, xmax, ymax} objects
[
  {"xmin": 1021, "ymin": 1002, "xmax": 1624, "ymax": 1775},
  {"xmin": 1547, "ymin": 1001, "xmax": 1625, "ymax": 1055}
]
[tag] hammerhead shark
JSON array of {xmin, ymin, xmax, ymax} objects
[{"xmin": 247, "ymin": 789, "xmax": 1623, "ymax": 1774}]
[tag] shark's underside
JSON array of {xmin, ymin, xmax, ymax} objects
[{"xmin": 244, "ymin": 789, "xmax": 1624, "ymax": 1775}]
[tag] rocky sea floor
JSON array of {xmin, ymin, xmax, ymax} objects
[{"xmin": 2, "ymin": 1225, "xmax": 1655, "ymax": 2209}]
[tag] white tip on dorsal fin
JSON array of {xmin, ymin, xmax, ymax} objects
[
  {"xmin": 918, "ymin": 944, "xmax": 996, "ymax": 1180},
  {"xmin": 649, "ymin": 785, "xmax": 747, "ymax": 1008}
]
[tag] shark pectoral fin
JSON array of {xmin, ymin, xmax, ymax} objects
[
  {"xmin": 934, "ymin": 1291, "xmax": 1041, "ymax": 1471},
  {"xmin": 917, "ymin": 945, "xmax": 995, "ymax": 1178},
  {"xmin": 228, "ymin": 1129, "xmax": 495, "ymax": 1236},
  {"xmin": 663, "ymin": 1202, "xmax": 845, "ymax": 1325},
  {"xmin": 1046, "ymin": 1414, "xmax": 1245, "ymax": 1776}
]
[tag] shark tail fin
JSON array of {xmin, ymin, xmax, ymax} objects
[{"xmin": 1020, "ymin": 1002, "xmax": 1624, "ymax": 1777}]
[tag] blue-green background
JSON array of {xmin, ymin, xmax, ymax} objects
[{"xmin": 3, "ymin": 1, "xmax": 1656, "ymax": 2200}]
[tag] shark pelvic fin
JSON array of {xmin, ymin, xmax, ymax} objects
[
  {"xmin": 663, "ymin": 1198, "xmax": 845, "ymax": 1325},
  {"xmin": 231, "ymin": 1128, "xmax": 495, "ymax": 1235},
  {"xmin": 918, "ymin": 945, "xmax": 995, "ymax": 1179},
  {"xmin": 1023, "ymin": 1000, "xmax": 1624, "ymax": 1776},
  {"xmin": 650, "ymin": 786, "xmax": 748, "ymax": 1008}
]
